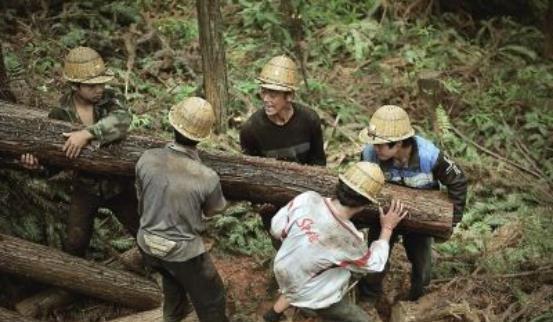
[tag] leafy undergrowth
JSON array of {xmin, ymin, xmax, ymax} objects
[{"xmin": 1, "ymin": 0, "xmax": 552, "ymax": 321}]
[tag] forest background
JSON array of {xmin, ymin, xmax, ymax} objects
[{"xmin": 0, "ymin": 0, "xmax": 552, "ymax": 321}]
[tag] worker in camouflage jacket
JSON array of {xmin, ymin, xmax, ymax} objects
[
  {"xmin": 21, "ymin": 46, "xmax": 138, "ymax": 256},
  {"xmin": 358, "ymin": 105, "xmax": 468, "ymax": 301}
]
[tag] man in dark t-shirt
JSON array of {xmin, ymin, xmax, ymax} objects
[
  {"xmin": 240, "ymin": 55, "xmax": 326, "ymax": 233},
  {"xmin": 239, "ymin": 55, "xmax": 326, "ymax": 166}
]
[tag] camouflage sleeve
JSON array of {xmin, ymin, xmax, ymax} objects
[{"xmin": 86, "ymin": 96, "xmax": 131, "ymax": 145}]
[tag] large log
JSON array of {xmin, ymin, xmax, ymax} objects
[
  {"xmin": 14, "ymin": 247, "xmax": 146, "ymax": 317},
  {"xmin": 0, "ymin": 101, "xmax": 453, "ymax": 238},
  {"xmin": 0, "ymin": 234, "xmax": 161, "ymax": 310}
]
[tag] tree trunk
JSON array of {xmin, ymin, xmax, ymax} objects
[
  {"xmin": 0, "ymin": 45, "xmax": 16, "ymax": 102},
  {"xmin": 14, "ymin": 247, "xmax": 146, "ymax": 317},
  {"xmin": 196, "ymin": 0, "xmax": 229, "ymax": 132},
  {"xmin": 0, "ymin": 233, "xmax": 161, "ymax": 310},
  {"xmin": 0, "ymin": 102, "xmax": 454, "ymax": 238},
  {"xmin": 279, "ymin": 0, "xmax": 310, "ymax": 90},
  {"xmin": 0, "ymin": 307, "xmax": 40, "ymax": 322},
  {"xmin": 544, "ymin": 0, "xmax": 553, "ymax": 59}
]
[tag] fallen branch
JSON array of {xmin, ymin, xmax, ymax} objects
[{"xmin": 450, "ymin": 125, "xmax": 542, "ymax": 179}]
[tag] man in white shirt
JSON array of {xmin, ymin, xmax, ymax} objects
[{"xmin": 263, "ymin": 162, "xmax": 408, "ymax": 322}]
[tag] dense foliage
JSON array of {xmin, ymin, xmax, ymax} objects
[{"xmin": 1, "ymin": 0, "xmax": 551, "ymax": 320}]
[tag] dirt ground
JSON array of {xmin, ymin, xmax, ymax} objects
[{"xmin": 210, "ymin": 243, "xmax": 413, "ymax": 322}]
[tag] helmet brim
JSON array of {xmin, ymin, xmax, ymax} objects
[
  {"xmin": 81, "ymin": 75, "xmax": 114, "ymax": 84},
  {"xmin": 64, "ymin": 74, "xmax": 114, "ymax": 84},
  {"xmin": 258, "ymin": 81, "xmax": 295, "ymax": 92},
  {"xmin": 358, "ymin": 128, "xmax": 415, "ymax": 145},
  {"xmin": 338, "ymin": 174, "xmax": 380, "ymax": 205}
]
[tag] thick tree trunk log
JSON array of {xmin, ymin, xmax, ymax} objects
[
  {"xmin": 196, "ymin": 0, "xmax": 229, "ymax": 132},
  {"xmin": 0, "ymin": 102, "xmax": 453, "ymax": 238},
  {"xmin": 544, "ymin": 0, "xmax": 553, "ymax": 59},
  {"xmin": 0, "ymin": 307, "xmax": 40, "ymax": 322},
  {"xmin": 14, "ymin": 247, "xmax": 146, "ymax": 317},
  {"xmin": 0, "ymin": 234, "xmax": 161, "ymax": 310}
]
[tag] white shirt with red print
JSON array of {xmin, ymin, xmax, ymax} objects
[{"xmin": 270, "ymin": 191, "xmax": 390, "ymax": 309}]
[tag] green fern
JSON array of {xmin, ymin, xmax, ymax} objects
[
  {"xmin": 208, "ymin": 203, "xmax": 274, "ymax": 259},
  {"xmin": 434, "ymin": 104, "xmax": 451, "ymax": 138}
]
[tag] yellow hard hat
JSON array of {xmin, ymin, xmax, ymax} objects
[
  {"xmin": 169, "ymin": 97, "xmax": 215, "ymax": 141},
  {"xmin": 257, "ymin": 55, "xmax": 298, "ymax": 92},
  {"xmin": 63, "ymin": 47, "xmax": 114, "ymax": 84},
  {"xmin": 359, "ymin": 105, "xmax": 415, "ymax": 144},
  {"xmin": 339, "ymin": 162, "xmax": 385, "ymax": 204}
]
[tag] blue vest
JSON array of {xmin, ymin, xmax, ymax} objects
[{"xmin": 361, "ymin": 136, "xmax": 440, "ymax": 189}]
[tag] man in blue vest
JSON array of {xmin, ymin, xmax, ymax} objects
[{"xmin": 358, "ymin": 105, "xmax": 468, "ymax": 301}]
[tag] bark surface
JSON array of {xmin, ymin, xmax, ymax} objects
[
  {"xmin": 14, "ymin": 247, "xmax": 146, "ymax": 317},
  {"xmin": 0, "ymin": 102, "xmax": 454, "ymax": 238},
  {"xmin": 196, "ymin": 0, "xmax": 229, "ymax": 132},
  {"xmin": 0, "ymin": 234, "xmax": 161, "ymax": 310}
]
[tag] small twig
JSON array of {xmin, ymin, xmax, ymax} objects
[
  {"xmin": 450, "ymin": 125, "xmax": 543, "ymax": 179},
  {"xmin": 324, "ymin": 114, "xmax": 340, "ymax": 150},
  {"xmin": 514, "ymin": 139, "xmax": 544, "ymax": 177},
  {"xmin": 488, "ymin": 268, "xmax": 553, "ymax": 279},
  {"xmin": 433, "ymin": 266, "xmax": 553, "ymax": 285},
  {"xmin": 122, "ymin": 31, "xmax": 137, "ymax": 101}
]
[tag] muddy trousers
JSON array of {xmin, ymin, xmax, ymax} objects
[
  {"xmin": 312, "ymin": 296, "xmax": 371, "ymax": 322},
  {"xmin": 360, "ymin": 229, "xmax": 432, "ymax": 301},
  {"xmin": 64, "ymin": 184, "xmax": 139, "ymax": 256},
  {"xmin": 141, "ymin": 251, "xmax": 228, "ymax": 322}
]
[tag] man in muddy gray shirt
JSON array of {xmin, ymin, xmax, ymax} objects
[{"xmin": 136, "ymin": 97, "xmax": 228, "ymax": 322}]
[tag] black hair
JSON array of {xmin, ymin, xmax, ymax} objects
[
  {"xmin": 386, "ymin": 136, "xmax": 415, "ymax": 148},
  {"xmin": 174, "ymin": 129, "xmax": 199, "ymax": 147},
  {"xmin": 335, "ymin": 180, "xmax": 374, "ymax": 208}
]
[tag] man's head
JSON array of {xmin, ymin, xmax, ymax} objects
[
  {"xmin": 257, "ymin": 55, "xmax": 297, "ymax": 116},
  {"xmin": 63, "ymin": 47, "xmax": 114, "ymax": 103},
  {"xmin": 359, "ymin": 105, "xmax": 415, "ymax": 161},
  {"xmin": 71, "ymin": 83, "xmax": 105, "ymax": 104},
  {"xmin": 337, "ymin": 161, "xmax": 385, "ymax": 207},
  {"xmin": 169, "ymin": 97, "xmax": 215, "ymax": 145}
]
